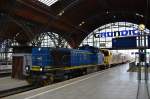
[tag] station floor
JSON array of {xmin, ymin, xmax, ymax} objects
[
  {"xmin": 3, "ymin": 63, "xmax": 150, "ymax": 99},
  {"xmin": 0, "ymin": 77, "xmax": 28, "ymax": 91}
]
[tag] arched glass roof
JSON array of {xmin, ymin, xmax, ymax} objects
[{"xmin": 38, "ymin": 0, "xmax": 58, "ymax": 6}]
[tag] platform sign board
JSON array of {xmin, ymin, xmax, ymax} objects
[
  {"xmin": 94, "ymin": 29, "xmax": 139, "ymax": 38},
  {"xmin": 112, "ymin": 36, "xmax": 137, "ymax": 49}
]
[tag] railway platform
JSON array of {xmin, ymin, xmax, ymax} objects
[
  {"xmin": 0, "ymin": 77, "xmax": 29, "ymax": 91},
  {"xmin": 3, "ymin": 63, "xmax": 150, "ymax": 99}
]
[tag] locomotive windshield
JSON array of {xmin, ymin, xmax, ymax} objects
[{"xmin": 100, "ymin": 50, "xmax": 109, "ymax": 56}]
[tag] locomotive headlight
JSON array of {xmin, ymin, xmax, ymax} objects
[
  {"xmin": 40, "ymin": 68, "xmax": 43, "ymax": 71},
  {"xmin": 25, "ymin": 66, "xmax": 29, "ymax": 71},
  {"xmin": 25, "ymin": 65, "xmax": 30, "ymax": 71}
]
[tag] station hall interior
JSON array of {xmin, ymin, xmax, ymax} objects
[{"xmin": 0, "ymin": 0, "xmax": 150, "ymax": 99}]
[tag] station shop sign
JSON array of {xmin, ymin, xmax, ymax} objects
[{"xmin": 94, "ymin": 29, "xmax": 139, "ymax": 38}]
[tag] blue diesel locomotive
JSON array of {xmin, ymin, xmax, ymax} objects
[{"xmin": 26, "ymin": 45, "xmax": 104, "ymax": 85}]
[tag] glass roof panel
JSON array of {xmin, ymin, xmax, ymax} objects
[{"xmin": 38, "ymin": 0, "xmax": 58, "ymax": 6}]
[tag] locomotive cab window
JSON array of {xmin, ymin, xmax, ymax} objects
[{"xmin": 100, "ymin": 50, "xmax": 109, "ymax": 56}]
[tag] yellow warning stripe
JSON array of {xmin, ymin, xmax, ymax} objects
[{"xmin": 31, "ymin": 64, "xmax": 104, "ymax": 71}]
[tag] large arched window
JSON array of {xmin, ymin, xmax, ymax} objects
[
  {"xmin": 80, "ymin": 22, "xmax": 150, "ymax": 48},
  {"xmin": 31, "ymin": 32, "xmax": 70, "ymax": 48},
  {"xmin": 0, "ymin": 39, "xmax": 19, "ymax": 62},
  {"xmin": 80, "ymin": 22, "xmax": 150, "ymax": 58}
]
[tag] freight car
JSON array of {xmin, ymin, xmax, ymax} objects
[{"xmin": 26, "ymin": 46, "xmax": 104, "ymax": 85}]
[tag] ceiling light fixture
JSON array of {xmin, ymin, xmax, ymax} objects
[
  {"xmin": 78, "ymin": 21, "xmax": 85, "ymax": 26},
  {"xmin": 58, "ymin": 11, "xmax": 65, "ymax": 16},
  {"xmin": 136, "ymin": 13, "xmax": 144, "ymax": 18}
]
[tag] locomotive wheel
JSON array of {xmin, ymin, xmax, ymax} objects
[
  {"xmin": 26, "ymin": 76, "xmax": 34, "ymax": 85},
  {"xmin": 42, "ymin": 74, "xmax": 54, "ymax": 86}
]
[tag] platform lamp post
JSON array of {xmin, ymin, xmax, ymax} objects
[{"xmin": 137, "ymin": 24, "xmax": 148, "ymax": 81}]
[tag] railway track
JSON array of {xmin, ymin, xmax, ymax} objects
[
  {"xmin": 0, "ymin": 72, "xmax": 11, "ymax": 77},
  {"xmin": 0, "ymin": 84, "xmax": 38, "ymax": 98}
]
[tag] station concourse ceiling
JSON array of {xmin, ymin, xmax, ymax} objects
[{"xmin": 0, "ymin": 0, "xmax": 149, "ymax": 48}]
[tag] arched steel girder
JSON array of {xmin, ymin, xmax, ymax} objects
[
  {"xmin": 0, "ymin": 0, "xmax": 150, "ymax": 48},
  {"xmin": 31, "ymin": 32, "xmax": 69, "ymax": 48}
]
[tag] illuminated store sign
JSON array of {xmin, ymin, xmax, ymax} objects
[{"xmin": 94, "ymin": 29, "xmax": 139, "ymax": 38}]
